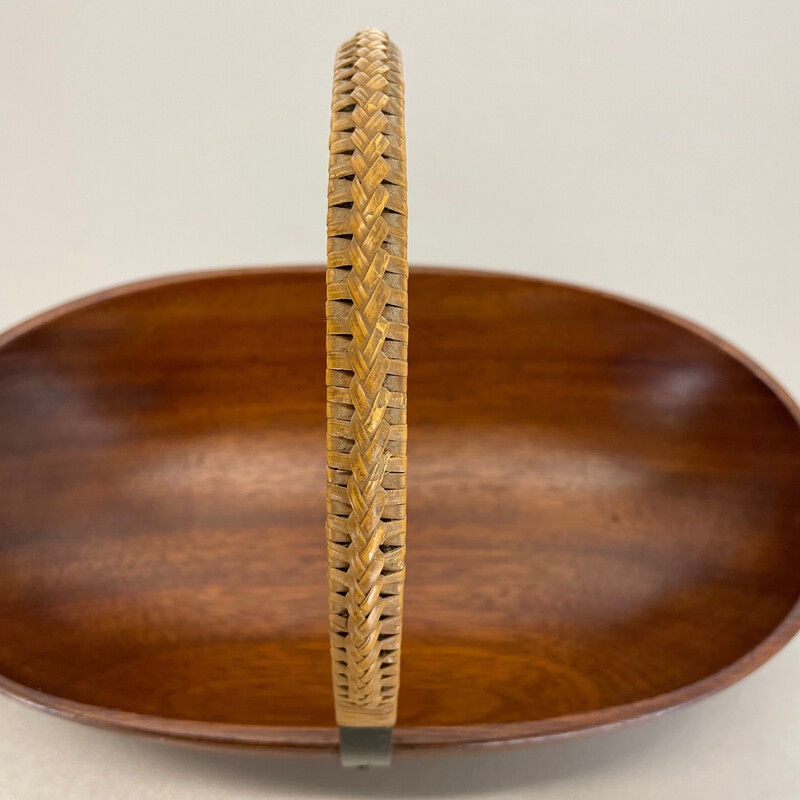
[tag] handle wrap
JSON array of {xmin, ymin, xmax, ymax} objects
[{"xmin": 326, "ymin": 28, "xmax": 408, "ymax": 728}]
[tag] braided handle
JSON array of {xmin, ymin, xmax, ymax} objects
[{"xmin": 326, "ymin": 28, "xmax": 408, "ymax": 736}]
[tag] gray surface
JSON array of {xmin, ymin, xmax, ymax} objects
[{"xmin": 1, "ymin": 1, "xmax": 799, "ymax": 797}]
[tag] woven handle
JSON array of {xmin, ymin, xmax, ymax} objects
[{"xmin": 326, "ymin": 27, "xmax": 408, "ymax": 742}]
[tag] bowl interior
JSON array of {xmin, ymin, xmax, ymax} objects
[{"xmin": 0, "ymin": 268, "xmax": 798, "ymax": 738}]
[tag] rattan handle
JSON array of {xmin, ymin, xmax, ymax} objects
[{"xmin": 325, "ymin": 27, "xmax": 408, "ymax": 746}]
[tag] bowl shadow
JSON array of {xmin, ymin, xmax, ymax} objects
[{"xmin": 115, "ymin": 713, "xmax": 685, "ymax": 798}]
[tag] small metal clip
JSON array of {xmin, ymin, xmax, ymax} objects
[{"xmin": 338, "ymin": 726, "xmax": 393, "ymax": 768}]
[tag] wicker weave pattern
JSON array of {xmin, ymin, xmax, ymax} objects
[{"xmin": 326, "ymin": 28, "xmax": 408, "ymax": 728}]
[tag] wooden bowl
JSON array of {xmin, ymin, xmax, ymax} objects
[{"xmin": 0, "ymin": 266, "xmax": 798, "ymax": 755}]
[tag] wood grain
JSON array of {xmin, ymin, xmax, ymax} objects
[{"xmin": 0, "ymin": 266, "xmax": 798, "ymax": 754}]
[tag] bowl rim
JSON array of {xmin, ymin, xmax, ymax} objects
[{"xmin": 0, "ymin": 263, "xmax": 798, "ymax": 754}]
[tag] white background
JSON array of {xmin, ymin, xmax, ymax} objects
[{"xmin": 1, "ymin": 2, "xmax": 798, "ymax": 798}]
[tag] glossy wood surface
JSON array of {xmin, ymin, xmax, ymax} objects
[{"xmin": 0, "ymin": 266, "xmax": 798, "ymax": 754}]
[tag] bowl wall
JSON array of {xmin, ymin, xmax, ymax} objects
[{"xmin": 0, "ymin": 267, "xmax": 798, "ymax": 752}]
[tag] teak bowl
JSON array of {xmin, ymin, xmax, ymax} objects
[{"xmin": 0, "ymin": 266, "xmax": 798, "ymax": 755}]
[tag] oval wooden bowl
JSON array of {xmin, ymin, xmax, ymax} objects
[{"xmin": 0, "ymin": 266, "xmax": 798, "ymax": 755}]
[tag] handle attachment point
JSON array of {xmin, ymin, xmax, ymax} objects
[{"xmin": 339, "ymin": 726, "xmax": 393, "ymax": 768}]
